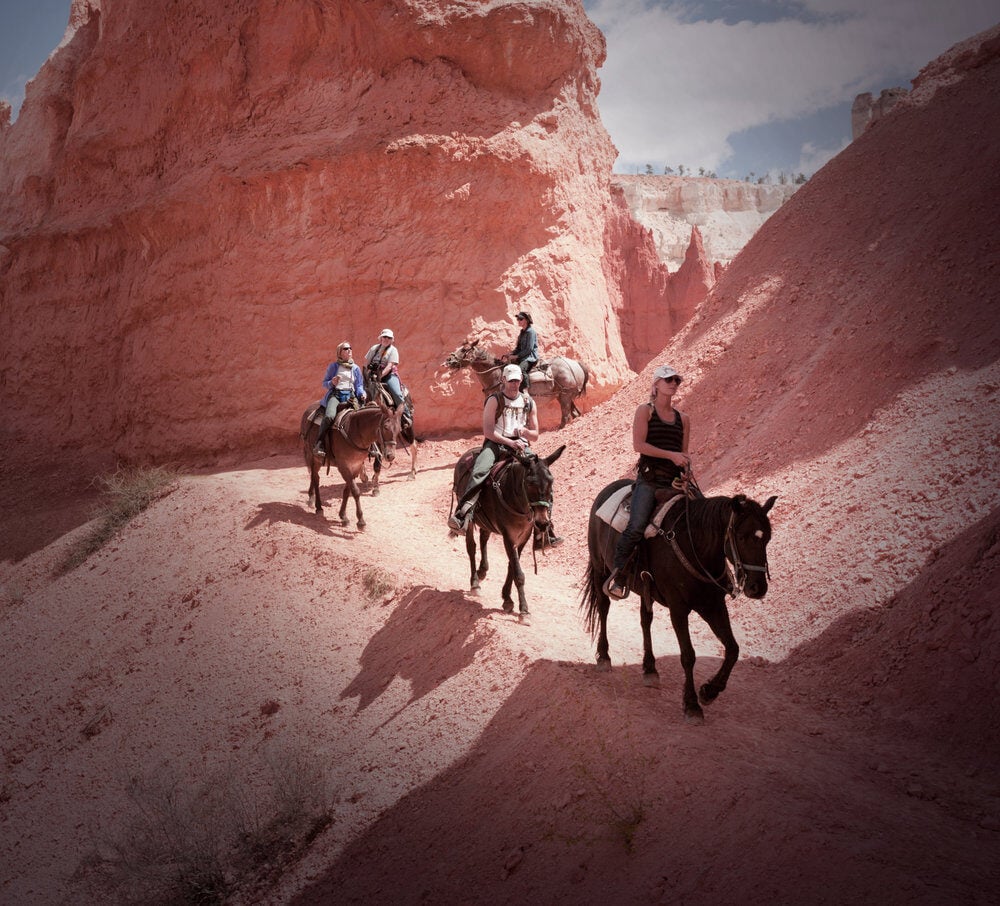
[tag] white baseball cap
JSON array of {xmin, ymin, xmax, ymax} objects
[
  {"xmin": 652, "ymin": 364, "xmax": 682, "ymax": 382},
  {"xmin": 379, "ymin": 328, "xmax": 394, "ymax": 340},
  {"xmin": 502, "ymin": 364, "xmax": 523, "ymax": 382}
]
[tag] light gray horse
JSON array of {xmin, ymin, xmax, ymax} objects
[{"xmin": 444, "ymin": 339, "xmax": 588, "ymax": 428}]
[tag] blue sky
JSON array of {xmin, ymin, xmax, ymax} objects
[{"xmin": 2, "ymin": 0, "xmax": 997, "ymax": 179}]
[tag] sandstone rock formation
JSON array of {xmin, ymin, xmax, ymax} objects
[
  {"xmin": 0, "ymin": 0, "xmax": 700, "ymax": 458},
  {"xmin": 613, "ymin": 174, "xmax": 797, "ymax": 271},
  {"xmin": 2, "ymin": 20, "xmax": 999, "ymax": 906},
  {"xmin": 851, "ymin": 86, "xmax": 909, "ymax": 138}
]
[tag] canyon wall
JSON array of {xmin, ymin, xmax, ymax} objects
[
  {"xmin": 613, "ymin": 174, "xmax": 797, "ymax": 271},
  {"xmin": 0, "ymin": 0, "xmax": 700, "ymax": 459}
]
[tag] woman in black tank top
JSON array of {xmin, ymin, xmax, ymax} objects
[{"xmin": 604, "ymin": 364, "xmax": 693, "ymax": 599}]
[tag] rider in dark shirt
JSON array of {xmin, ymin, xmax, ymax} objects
[{"xmin": 604, "ymin": 364, "xmax": 692, "ymax": 599}]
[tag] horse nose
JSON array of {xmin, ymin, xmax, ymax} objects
[{"xmin": 744, "ymin": 577, "xmax": 767, "ymax": 599}]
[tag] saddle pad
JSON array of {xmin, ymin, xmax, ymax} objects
[
  {"xmin": 308, "ymin": 403, "xmax": 323, "ymax": 425},
  {"xmin": 595, "ymin": 485, "xmax": 633, "ymax": 533}
]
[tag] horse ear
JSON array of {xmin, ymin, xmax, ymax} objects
[
  {"xmin": 544, "ymin": 444, "xmax": 566, "ymax": 467},
  {"xmin": 763, "ymin": 495, "xmax": 777, "ymax": 514},
  {"xmin": 731, "ymin": 494, "xmax": 748, "ymax": 511}
]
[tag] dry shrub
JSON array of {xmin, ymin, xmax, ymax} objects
[
  {"xmin": 79, "ymin": 745, "xmax": 333, "ymax": 905},
  {"xmin": 58, "ymin": 466, "xmax": 179, "ymax": 574}
]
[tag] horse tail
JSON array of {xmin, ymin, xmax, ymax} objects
[
  {"xmin": 579, "ymin": 362, "xmax": 589, "ymax": 396},
  {"xmin": 580, "ymin": 559, "xmax": 603, "ymax": 638}
]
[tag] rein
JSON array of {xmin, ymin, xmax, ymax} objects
[
  {"xmin": 333, "ymin": 409, "xmax": 390, "ymax": 455},
  {"xmin": 650, "ymin": 496, "xmax": 768, "ymax": 598},
  {"xmin": 486, "ymin": 456, "xmax": 553, "ymax": 575}
]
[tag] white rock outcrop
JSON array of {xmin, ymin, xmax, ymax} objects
[{"xmin": 613, "ymin": 175, "xmax": 797, "ymax": 271}]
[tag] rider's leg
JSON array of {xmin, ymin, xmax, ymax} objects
[
  {"xmin": 605, "ymin": 479, "xmax": 656, "ymax": 598},
  {"xmin": 448, "ymin": 443, "xmax": 498, "ymax": 531},
  {"xmin": 384, "ymin": 374, "xmax": 405, "ymax": 411},
  {"xmin": 313, "ymin": 406, "xmax": 333, "ymax": 457}
]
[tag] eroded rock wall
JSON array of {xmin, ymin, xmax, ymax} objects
[
  {"xmin": 613, "ymin": 174, "xmax": 797, "ymax": 271},
  {"xmin": 0, "ymin": 0, "xmax": 695, "ymax": 457}
]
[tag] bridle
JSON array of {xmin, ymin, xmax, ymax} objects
[
  {"xmin": 724, "ymin": 512, "xmax": 770, "ymax": 592},
  {"xmin": 333, "ymin": 406, "xmax": 396, "ymax": 462},
  {"xmin": 651, "ymin": 500, "xmax": 769, "ymax": 598}
]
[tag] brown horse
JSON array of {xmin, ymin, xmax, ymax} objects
[
  {"xmin": 360, "ymin": 377, "xmax": 418, "ymax": 493},
  {"xmin": 299, "ymin": 403, "xmax": 400, "ymax": 527},
  {"xmin": 444, "ymin": 340, "xmax": 588, "ymax": 428},
  {"xmin": 451, "ymin": 444, "xmax": 565, "ymax": 623},
  {"xmin": 582, "ymin": 479, "xmax": 776, "ymax": 722}
]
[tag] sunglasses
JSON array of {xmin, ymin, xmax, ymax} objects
[
  {"xmin": 663, "ymin": 375, "xmax": 681, "ymax": 384},
  {"xmin": 341, "ymin": 346, "xmax": 351, "ymax": 350}
]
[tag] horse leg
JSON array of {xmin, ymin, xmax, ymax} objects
[
  {"xmin": 558, "ymin": 394, "xmax": 570, "ymax": 429},
  {"xmin": 476, "ymin": 527, "xmax": 489, "ymax": 582},
  {"xmin": 339, "ymin": 477, "xmax": 365, "ymax": 529},
  {"xmin": 407, "ymin": 444, "xmax": 417, "ymax": 480},
  {"xmin": 310, "ymin": 460, "xmax": 323, "ymax": 515},
  {"xmin": 696, "ymin": 601, "xmax": 740, "ymax": 705},
  {"xmin": 668, "ymin": 607, "xmax": 704, "ymax": 723},
  {"xmin": 370, "ymin": 455, "xmax": 381, "ymax": 497},
  {"xmin": 466, "ymin": 528, "xmax": 481, "ymax": 593},
  {"xmin": 500, "ymin": 538, "xmax": 524, "ymax": 615},
  {"xmin": 638, "ymin": 578, "xmax": 659, "ymax": 687}
]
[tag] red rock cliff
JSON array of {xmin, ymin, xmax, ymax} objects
[{"xmin": 0, "ymin": 0, "xmax": 696, "ymax": 457}]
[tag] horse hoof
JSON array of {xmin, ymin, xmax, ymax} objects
[
  {"xmin": 502, "ymin": 601, "xmax": 514, "ymax": 613},
  {"xmin": 518, "ymin": 612, "xmax": 531, "ymax": 626},
  {"xmin": 684, "ymin": 708, "xmax": 705, "ymax": 724},
  {"xmin": 596, "ymin": 658, "xmax": 611, "ymax": 673},
  {"xmin": 370, "ymin": 487, "xmax": 380, "ymax": 497},
  {"xmin": 642, "ymin": 672, "xmax": 660, "ymax": 688},
  {"xmin": 699, "ymin": 684, "xmax": 719, "ymax": 704}
]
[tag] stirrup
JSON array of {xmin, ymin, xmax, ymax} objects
[{"xmin": 603, "ymin": 572, "xmax": 628, "ymax": 600}]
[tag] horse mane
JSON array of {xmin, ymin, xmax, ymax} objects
[{"xmin": 684, "ymin": 495, "xmax": 738, "ymax": 543}]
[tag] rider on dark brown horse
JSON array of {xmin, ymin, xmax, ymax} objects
[
  {"xmin": 448, "ymin": 364, "xmax": 539, "ymax": 533},
  {"xmin": 604, "ymin": 363, "xmax": 694, "ymax": 599},
  {"xmin": 313, "ymin": 341, "xmax": 367, "ymax": 457}
]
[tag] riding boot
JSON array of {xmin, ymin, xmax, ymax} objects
[
  {"xmin": 603, "ymin": 552, "xmax": 630, "ymax": 600},
  {"xmin": 313, "ymin": 415, "xmax": 333, "ymax": 457},
  {"xmin": 448, "ymin": 493, "xmax": 479, "ymax": 533}
]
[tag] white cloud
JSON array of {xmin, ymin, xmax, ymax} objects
[{"xmin": 586, "ymin": 0, "xmax": 1000, "ymax": 175}]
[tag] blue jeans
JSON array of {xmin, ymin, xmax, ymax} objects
[
  {"xmin": 612, "ymin": 479, "xmax": 658, "ymax": 572},
  {"xmin": 382, "ymin": 374, "xmax": 404, "ymax": 407}
]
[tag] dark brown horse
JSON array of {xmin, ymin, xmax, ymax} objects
[
  {"xmin": 360, "ymin": 376, "xmax": 418, "ymax": 493},
  {"xmin": 582, "ymin": 479, "xmax": 776, "ymax": 722},
  {"xmin": 299, "ymin": 403, "xmax": 400, "ymax": 527},
  {"xmin": 451, "ymin": 445, "xmax": 566, "ymax": 623},
  {"xmin": 444, "ymin": 340, "xmax": 588, "ymax": 428}
]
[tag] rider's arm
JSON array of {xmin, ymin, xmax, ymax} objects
[
  {"xmin": 381, "ymin": 346, "xmax": 397, "ymax": 379},
  {"xmin": 321, "ymin": 362, "xmax": 337, "ymax": 391},
  {"xmin": 517, "ymin": 399, "xmax": 539, "ymax": 445},
  {"xmin": 353, "ymin": 366, "xmax": 366, "ymax": 401},
  {"xmin": 483, "ymin": 396, "xmax": 524, "ymax": 451}
]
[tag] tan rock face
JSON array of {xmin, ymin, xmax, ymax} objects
[
  {"xmin": 613, "ymin": 174, "xmax": 798, "ymax": 271},
  {"xmin": 0, "ymin": 0, "xmax": 702, "ymax": 457}
]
